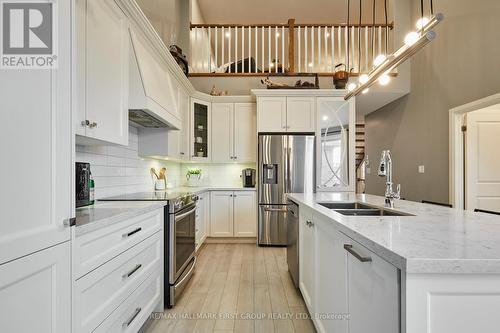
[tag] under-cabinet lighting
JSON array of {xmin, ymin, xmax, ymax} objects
[{"xmin": 344, "ymin": 13, "xmax": 443, "ymax": 100}]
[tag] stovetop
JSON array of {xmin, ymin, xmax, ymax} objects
[{"xmin": 99, "ymin": 191, "xmax": 199, "ymax": 213}]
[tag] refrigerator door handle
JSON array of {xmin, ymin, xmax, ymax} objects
[
  {"xmin": 263, "ymin": 207, "xmax": 288, "ymax": 213},
  {"xmin": 287, "ymin": 147, "xmax": 292, "ymax": 194}
]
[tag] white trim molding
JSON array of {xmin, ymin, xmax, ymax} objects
[{"xmin": 449, "ymin": 92, "xmax": 500, "ymax": 209}]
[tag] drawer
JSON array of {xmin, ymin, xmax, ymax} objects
[
  {"xmin": 94, "ymin": 268, "xmax": 162, "ymax": 333},
  {"xmin": 73, "ymin": 208, "xmax": 163, "ymax": 278},
  {"xmin": 74, "ymin": 232, "xmax": 162, "ymax": 333}
]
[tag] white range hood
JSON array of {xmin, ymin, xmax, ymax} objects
[{"xmin": 128, "ymin": 28, "xmax": 181, "ymax": 129}]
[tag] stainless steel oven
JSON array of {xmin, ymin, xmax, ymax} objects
[{"xmin": 167, "ymin": 196, "xmax": 198, "ymax": 307}]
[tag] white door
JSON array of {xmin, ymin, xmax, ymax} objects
[
  {"xmin": 85, "ymin": 0, "xmax": 129, "ymax": 145},
  {"xmin": 0, "ymin": 1, "xmax": 71, "ymax": 265},
  {"xmin": 287, "ymin": 97, "xmax": 316, "ymax": 132},
  {"xmin": 234, "ymin": 103, "xmax": 257, "ymax": 162},
  {"xmin": 211, "ymin": 103, "xmax": 234, "ymax": 163},
  {"xmin": 210, "ymin": 191, "xmax": 234, "ymax": 237},
  {"xmin": 314, "ymin": 214, "xmax": 348, "ymax": 333},
  {"xmin": 233, "ymin": 191, "xmax": 257, "ymax": 237},
  {"xmin": 299, "ymin": 206, "xmax": 315, "ymax": 312},
  {"xmin": 466, "ymin": 109, "xmax": 500, "ymax": 212},
  {"xmin": 196, "ymin": 193, "xmax": 207, "ymax": 249},
  {"xmin": 257, "ymin": 97, "xmax": 287, "ymax": 132},
  {"xmin": 347, "ymin": 241, "xmax": 399, "ymax": 333},
  {"xmin": 200, "ymin": 193, "xmax": 209, "ymax": 243},
  {"xmin": 179, "ymin": 89, "xmax": 191, "ymax": 160},
  {"xmin": 191, "ymin": 99, "xmax": 211, "ymax": 162},
  {"xmin": 0, "ymin": 242, "xmax": 71, "ymax": 333}
]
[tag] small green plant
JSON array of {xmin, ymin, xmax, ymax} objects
[{"xmin": 186, "ymin": 168, "xmax": 202, "ymax": 180}]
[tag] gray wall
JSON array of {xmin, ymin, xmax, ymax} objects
[{"xmin": 365, "ymin": 0, "xmax": 500, "ymax": 203}]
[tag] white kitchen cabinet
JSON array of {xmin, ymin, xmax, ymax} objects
[
  {"xmin": 196, "ymin": 192, "xmax": 209, "ymax": 250},
  {"xmin": 166, "ymin": 87, "xmax": 191, "ymax": 160},
  {"xmin": 212, "ymin": 102, "xmax": 257, "ymax": 163},
  {"xmin": 210, "ymin": 191, "xmax": 234, "ymax": 237},
  {"xmin": 76, "ymin": 0, "xmax": 129, "ymax": 146},
  {"xmin": 233, "ymin": 191, "xmax": 257, "ymax": 237},
  {"xmin": 314, "ymin": 214, "xmax": 348, "ymax": 333},
  {"xmin": 191, "ymin": 98, "xmax": 212, "ymax": 161},
  {"xmin": 287, "ymin": 97, "xmax": 316, "ymax": 132},
  {"xmin": 211, "ymin": 103, "xmax": 234, "ymax": 163},
  {"xmin": 299, "ymin": 206, "xmax": 315, "ymax": 311},
  {"xmin": 210, "ymin": 191, "xmax": 257, "ymax": 238},
  {"xmin": 0, "ymin": 242, "xmax": 71, "ymax": 333},
  {"xmin": 346, "ymin": 240, "xmax": 399, "ymax": 333},
  {"xmin": 257, "ymin": 97, "xmax": 287, "ymax": 132},
  {"xmin": 234, "ymin": 103, "xmax": 257, "ymax": 162},
  {"xmin": 0, "ymin": 0, "xmax": 71, "ymax": 265},
  {"xmin": 257, "ymin": 96, "xmax": 315, "ymax": 133}
]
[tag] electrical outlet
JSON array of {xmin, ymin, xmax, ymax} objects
[{"xmin": 418, "ymin": 165, "xmax": 425, "ymax": 174}]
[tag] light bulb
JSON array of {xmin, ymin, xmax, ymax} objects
[
  {"xmin": 404, "ymin": 31, "xmax": 420, "ymax": 46},
  {"xmin": 225, "ymin": 32, "xmax": 231, "ymax": 38},
  {"xmin": 359, "ymin": 74, "xmax": 369, "ymax": 84},
  {"xmin": 416, "ymin": 17, "xmax": 430, "ymax": 30},
  {"xmin": 276, "ymin": 32, "xmax": 280, "ymax": 37},
  {"xmin": 347, "ymin": 82, "xmax": 357, "ymax": 92},
  {"xmin": 378, "ymin": 74, "xmax": 391, "ymax": 86},
  {"xmin": 362, "ymin": 88, "xmax": 369, "ymax": 94},
  {"xmin": 373, "ymin": 54, "xmax": 386, "ymax": 67},
  {"xmin": 326, "ymin": 32, "xmax": 330, "ymax": 37},
  {"xmin": 308, "ymin": 62, "xmax": 313, "ymax": 67},
  {"xmin": 269, "ymin": 62, "xmax": 275, "ymax": 67},
  {"xmin": 322, "ymin": 115, "xmax": 329, "ymax": 121}
]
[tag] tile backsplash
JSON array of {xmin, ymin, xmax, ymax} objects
[{"xmin": 76, "ymin": 126, "xmax": 256, "ymax": 199}]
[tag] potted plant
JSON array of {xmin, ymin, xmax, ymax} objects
[{"xmin": 186, "ymin": 168, "xmax": 202, "ymax": 187}]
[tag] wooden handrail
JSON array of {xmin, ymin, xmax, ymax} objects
[{"xmin": 190, "ymin": 21, "xmax": 394, "ymax": 30}]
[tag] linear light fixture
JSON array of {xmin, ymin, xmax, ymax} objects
[{"xmin": 344, "ymin": 13, "xmax": 444, "ymax": 100}]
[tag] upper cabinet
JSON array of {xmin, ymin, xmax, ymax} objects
[
  {"xmin": 316, "ymin": 97, "xmax": 356, "ymax": 192},
  {"xmin": 212, "ymin": 102, "xmax": 257, "ymax": 163},
  {"xmin": 191, "ymin": 98, "xmax": 211, "ymax": 161},
  {"xmin": 256, "ymin": 96, "xmax": 315, "ymax": 133},
  {"xmin": 76, "ymin": 0, "xmax": 129, "ymax": 146}
]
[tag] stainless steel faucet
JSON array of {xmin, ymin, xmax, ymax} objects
[{"xmin": 378, "ymin": 150, "xmax": 401, "ymax": 208}]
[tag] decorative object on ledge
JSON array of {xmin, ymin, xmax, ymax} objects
[
  {"xmin": 333, "ymin": 64, "xmax": 352, "ymax": 89},
  {"xmin": 261, "ymin": 73, "xmax": 319, "ymax": 89},
  {"xmin": 345, "ymin": 0, "xmax": 443, "ymax": 100},
  {"xmin": 169, "ymin": 45, "xmax": 188, "ymax": 76},
  {"xmin": 209, "ymin": 85, "xmax": 228, "ymax": 96}
]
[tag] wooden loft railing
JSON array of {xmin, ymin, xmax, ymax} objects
[{"xmin": 189, "ymin": 19, "xmax": 394, "ymax": 76}]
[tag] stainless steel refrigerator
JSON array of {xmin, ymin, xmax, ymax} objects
[{"xmin": 258, "ymin": 134, "xmax": 315, "ymax": 246}]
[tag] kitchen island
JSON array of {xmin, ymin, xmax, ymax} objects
[{"xmin": 288, "ymin": 192, "xmax": 500, "ymax": 333}]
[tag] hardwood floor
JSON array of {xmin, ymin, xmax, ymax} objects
[{"xmin": 145, "ymin": 243, "xmax": 316, "ymax": 333}]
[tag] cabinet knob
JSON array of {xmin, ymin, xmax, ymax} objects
[
  {"xmin": 180, "ymin": 152, "xmax": 185, "ymax": 155},
  {"xmin": 89, "ymin": 121, "xmax": 97, "ymax": 128},
  {"xmin": 233, "ymin": 194, "xmax": 237, "ymax": 197},
  {"xmin": 81, "ymin": 120, "xmax": 90, "ymax": 127}
]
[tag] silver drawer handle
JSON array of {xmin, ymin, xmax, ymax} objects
[
  {"xmin": 122, "ymin": 264, "xmax": 142, "ymax": 279},
  {"xmin": 344, "ymin": 244, "xmax": 372, "ymax": 263},
  {"xmin": 122, "ymin": 307, "xmax": 142, "ymax": 328},
  {"xmin": 122, "ymin": 227, "xmax": 142, "ymax": 238}
]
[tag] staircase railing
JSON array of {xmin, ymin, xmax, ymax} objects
[{"xmin": 189, "ymin": 19, "xmax": 393, "ymax": 76}]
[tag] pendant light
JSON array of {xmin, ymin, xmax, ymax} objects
[{"xmin": 345, "ymin": 0, "xmax": 443, "ymax": 100}]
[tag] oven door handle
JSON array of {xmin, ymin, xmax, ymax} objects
[
  {"xmin": 174, "ymin": 206, "xmax": 197, "ymax": 222},
  {"xmin": 174, "ymin": 256, "xmax": 197, "ymax": 288}
]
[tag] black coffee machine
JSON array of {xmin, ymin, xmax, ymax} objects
[{"xmin": 241, "ymin": 168, "xmax": 256, "ymax": 188}]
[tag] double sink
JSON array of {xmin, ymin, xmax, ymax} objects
[{"xmin": 318, "ymin": 202, "xmax": 414, "ymax": 217}]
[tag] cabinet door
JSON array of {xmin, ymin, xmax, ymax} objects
[
  {"xmin": 257, "ymin": 97, "xmax": 287, "ymax": 132},
  {"xmin": 287, "ymin": 97, "xmax": 315, "ymax": 133},
  {"xmin": 191, "ymin": 99, "xmax": 211, "ymax": 161},
  {"xmin": 85, "ymin": 0, "xmax": 129, "ymax": 145},
  {"xmin": 346, "ymin": 241, "xmax": 399, "ymax": 333},
  {"xmin": 299, "ymin": 206, "xmax": 315, "ymax": 311},
  {"xmin": 0, "ymin": 0, "xmax": 71, "ymax": 264},
  {"xmin": 233, "ymin": 191, "xmax": 257, "ymax": 237},
  {"xmin": 0, "ymin": 242, "xmax": 71, "ymax": 333},
  {"xmin": 196, "ymin": 193, "xmax": 206, "ymax": 250},
  {"xmin": 315, "ymin": 214, "xmax": 348, "ymax": 333},
  {"xmin": 211, "ymin": 103, "xmax": 234, "ymax": 163},
  {"xmin": 234, "ymin": 103, "xmax": 257, "ymax": 162},
  {"xmin": 210, "ymin": 191, "xmax": 234, "ymax": 237},
  {"xmin": 179, "ymin": 89, "xmax": 191, "ymax": 160}
]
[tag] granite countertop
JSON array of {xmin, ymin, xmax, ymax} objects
[
  {"xmin": 75, "ymin": 186, "xmax": 257, "ymax": 236},
  {"xmin": 288, "ymin": 192, "xmax": 500, "ymax": 274}
]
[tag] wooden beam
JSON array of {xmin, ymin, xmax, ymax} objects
[{"xmin": 288, "ymin": 19, "xmax": 295, "ymax": 73}]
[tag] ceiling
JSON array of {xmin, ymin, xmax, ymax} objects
[{"xmin": 195, "ymin": 0, "xmax": 393, "ymax": 25}]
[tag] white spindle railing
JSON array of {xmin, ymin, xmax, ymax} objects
[{"xmin": 189, "ymin": 21, "xmax": 392, "ymax": 75}]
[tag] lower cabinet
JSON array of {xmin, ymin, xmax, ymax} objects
[
  {"xmin": 196, "ymin": 192, "xmax": 209, "ymax": 250},
  {"xmin": 210, "ymin": 191, "xmax": 257, "ymax": 237},
  {"xmin": 0, "ymin": 242, "xmax": 71, "ymax": 333},
  {"xmin": 299, "ymin": 207, "xmax": 400, "ymax": 333}
]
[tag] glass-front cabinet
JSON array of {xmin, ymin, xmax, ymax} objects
[
  {"xmin": 190, "ymin": 98, "xmax": 211, "ymax": 161},
  {"xmin": 316, "ymin": 97, "xmax": 355, "ymax": 192}
]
